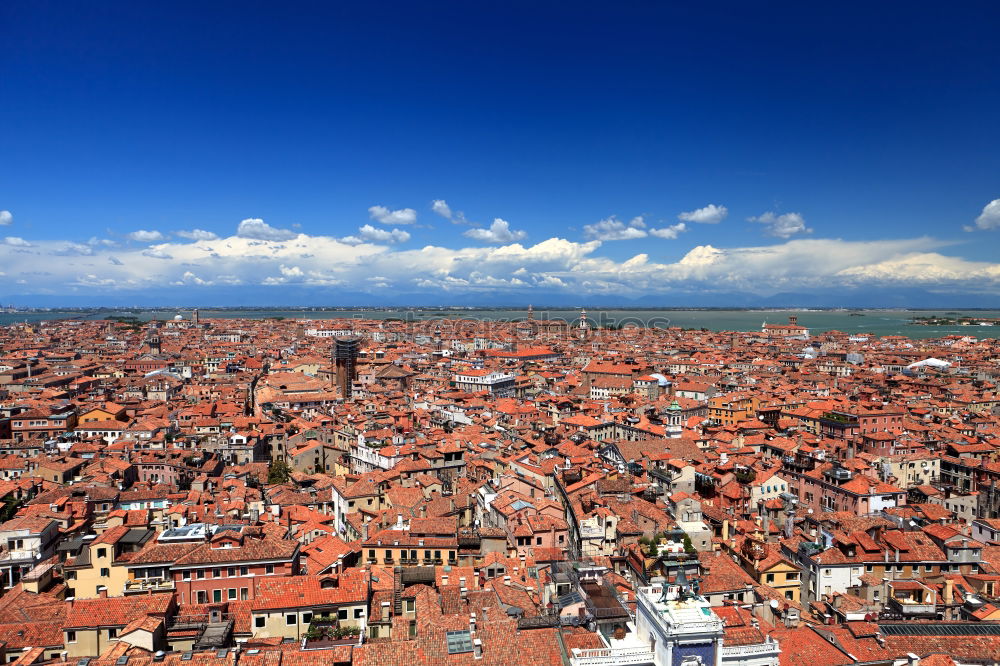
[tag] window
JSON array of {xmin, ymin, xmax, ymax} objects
[
  {"xmin": 213, "ymin": 589, "xmax": 222, "ymax": 603},
  {"xmin": 228, "ymin": 588, "xmax": 236, "ymax": 600},
  {"xmin": 197, "ymin": 570, "xmax": 205, "ymax": 579},
  {"xmin": 100, "ymin": 568, "xmax": 110, "ymax": 577},
  {"xmin": 302, "ymin": 613, "xmax": 312, "ymax": 624},
  {"xmin": 183, "ymin": 571, "xmax": 191, "ymax": 581},
  {"xmin": 213, "ymin": 568, "xmax": 221, "ymax": 578},
  {"xmin": 338, "ymin": 609, "xmax": 348, "ymax": 620},
  {"xmin": 286, "ymin": 614, "xmax": 296, "ymax": 626},
  {"xmin": 446, "ymin": 630, "xmax": 474, "ymax": 654},
  {"xmin": 240, "ymin": 566, "xmax": 248, "ymax": 576},
  {"xmin": 241, "ymin": 588, "xmax": 248, "ymax": 600},
  {"xmin": 107, "ymin": 628, "xmax": 117, "ymax": 638},
  {"xmin": 228, "ymin": 567, "xmax": 236, "ymax": 577},
  {"xmin": 368, "ymin": 550, "xmax": 376, "ymax": 560},
  {"xmin": 67, "ymin": 631, "xmax": 76, "ymax": 643},
  {"xmin": 265, "ymin": 564, "xmax": 274, "ymax": 575},
  {"xmin": 255, "ymin": 617, "xmax": 265, "ymax": 628},
  {"xmin": 766, "ymin": 573, "xmax": 775, "ymax": 583},
  {"xmin": 97, "ymin": 548, "xmax": 107, "ymax": 558},
  {"xmin": 354, "ymin": 608, "xmax": 364, "ymax": 619}
]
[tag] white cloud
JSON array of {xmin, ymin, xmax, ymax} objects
[
  {"xmin": 236, "ymin": 218, "xmax": 298, "ymax": 241},
  {"xmin": 178, "ymin": 271, "xmax": 212, "ymax": 286},
  {"xmin": 341, "ymin": 224, "xmax": 412, "ymax": 245},
  {"xmin": 54, "ymin": 242, "xmax": 94, "ymax": 256},
  {"xmin": 431, "ymin": 199, "xmax": 472, "ymax": 224},
  {"xmin": 431, "ymin": 200, "xmax": 452, "ymax": 219},
  {"xmin": 368, "ymin": 205, "xmax": 417, "ymax": 225},
  {"xmin": 748, "ymin": 211, "xmax": 811, "ymax": 238},
  {"xmin": 582, "ymin": 216, "xmax": 647, "ymax": 241},
  {"xmin": 3, "ymin": 216, "xmax": 1000, "ymax": 299},
  {"xmin": 967, "ymin": 198, "xmax": 1000, "ymax": 231},
  {"xmin": 0, "ymin": 211, "xmax": 11, "ymax": 226},
  {"xmin": 3, "ymin": 236, "xmax": 31, "ymax": 247},
  {"xmin": 177, "ymin": 229, "xmax": 220, "ymax": 240},
  {"xmin": 535, "ymin": 275, "xmax": 567, "ymax": 288},
  {"xmin": 127, "ymin": 229, "xmax": 166, "ymax": 242},
  {"xmin": 649, "ymin": 222, "xmax": 687, "ymax": 239},
  {"xmin": 463, "ymin": 218, "xmax": 527, "ymax": 244},
  {"xmin": 678, "ymin": 204, "xmax": 728, "ymax": 224},
  {"xmin": 835, "ymin": 252, "xmax": 1000, "ymax": 285}
]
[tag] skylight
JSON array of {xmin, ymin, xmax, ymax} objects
[{"xmin": 446, "ymin": 629, "xmax": 474, "ymax": 654}]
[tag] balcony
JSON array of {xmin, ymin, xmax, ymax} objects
[
  {"xmin": 301, "ymin": 621, "xmax": 362, "ymax": 650},
  {"xmin": 888, "ymin": 581, "xmax": 937, "ymax": 617},
  {"xmin": 581, "ymin": 580, "xmax": 631, "ymax": 621},
  {"xmin": 124, "ymin": 578, "xmax": 175, "ymax": 594},
  {"xmin": 720, "ymin": 639, "xmax": 781, "ymax": 659},
  {"xmin": 888, "ymin": 596, "xmax": 936, "ymax": 616},
  {"xmin": 569, "ymin": 646, "xmax": 655, "ymax": 666},
  {"xmin": 782, "ymin": 455, "xmax": 813, "ymax": 471},
  {"xmin": 647, "ymin": 467, "xmax": 674, "ymax": 484}
]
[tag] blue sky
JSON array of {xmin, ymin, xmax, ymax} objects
[{"xmin": 2, "ymin": 1, "xmax": 1000, "ymax": 306}]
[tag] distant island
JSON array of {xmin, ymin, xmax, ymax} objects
[{"xmin": 910, "ymin": 314, "xmax": 999, "ymax": 326}]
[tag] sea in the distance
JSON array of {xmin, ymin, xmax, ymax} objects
[{"xmin": 2, "ymin": 308, "xmax": 999, "ymax": 340}]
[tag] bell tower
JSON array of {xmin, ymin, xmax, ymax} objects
[{"xmin": 667, "ymin": 399, "xmax": 683, "ymax": 438}]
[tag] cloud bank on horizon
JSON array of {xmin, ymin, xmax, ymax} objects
[{"xmin": 1, "ymin": 195, "xmax": 999, "ymax": 303}]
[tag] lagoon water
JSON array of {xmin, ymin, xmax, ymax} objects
[{"xmin": 2, "ymin": 308, "xmax": 999, "ymax": 340}]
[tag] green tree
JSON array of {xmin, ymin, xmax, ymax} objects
[
  {"xmin": 268, "ymin": 459, "xmax": 292, "ymax": 484},
  {"xmin": 682, "ymin": 535, "xmax": 696, "ymax": 554}
]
